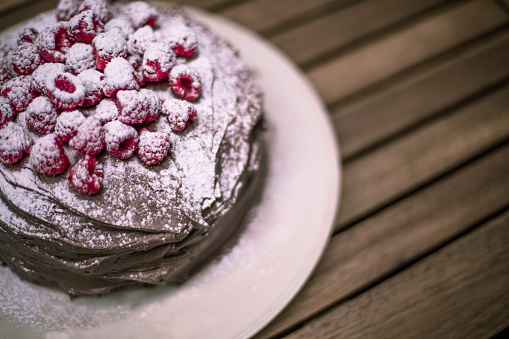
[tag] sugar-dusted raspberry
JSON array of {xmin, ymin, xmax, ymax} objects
[
  {"xmin": 94, "ymin": 98, "xmax": 118, "ymax": 124},
  {"xmin": 92, "ymin": 32, "xmax": 128, "ymax": 70},
  {"xmin": 68, "ymin": 154, "xmax": 103, "ymax": 195},
  {"xmin": 77, "ymin": 69, "xmax": 104, "ymax": 106},
  {"xmin": 104, "ymin": 17, "xmax": 134, "ymax": 40},
  {"xmin": 127, "ymin": 25, "xmax": 156, "ymax": 56},
  {"xmin": 11, "ymin": 42, "xmax": 43, "ymax": 75},
  {"xmin": 56, "ymin": 0, "xmax": 80, "ymax": 21},
  {"xmin": 36, "ymin": 22, "xmax": 72, "ymax": 63},
  {"xmin": 78, "ymin": 0, "xmax": 112, "ymax": 24},
  {"xmin": 26, "ymin": 96, "xmax": 58, "ymax": 134},
  {"xmin": 65, "ymin": 43, "xmax": 95, "ymax": 74},
  {"xmin": 142, "ymin": 42, "xmax": 176, "ymax": 82},
  {"xmin": 104, "ymin": 120, "xmax": 139, "ymax": 159},
  {"xmin": 164, "ymin": 26, "xmax": 198, "ymax": 59},
  {"xmin": 161, "ymin": 99, "xmax": 197, "ymax": 132},
  {"xmin": 0, "ymin": 62, "xmax": 12, "ymax": 86},
  {"xmin": 29, "ymin": 134, "xmax": 69, "ymax": 175},
  {"xmin": 116, "ymin": 89, "xmax": 148, "ymax": 124},
  {"xmin": 69, "ymin": 116, "xmax": 104, "ymax": 155},
  {"xmin": 32, "ymin": 63, "xmax": 67, "ymax": 94},
  {"xmin": 1, "ymin": 76, "xmax": 37, "ymax": 112},
  {"xmin": 0, "ymin": 97, "xmax": 15, "ymax": 129},
  {"xmin": 46, "ymin": 72, "xmax": 86, "ymax": 110},
  {"xmin": 140, "ymin": 88, "xmax": 161, "ymax": 123},
  {"xmin": 68, "ymin": 10, "xmax": 104, "ymax": 44},
  {"xmin": 125, "ymin": 1, "xmax": 159, "ymax": 29},
  {"xmin": 54, "ymin": 109, "xmax": 86, "ymax": 141},
  {"xmin": 0, "ymin": 122, "xmax": 32, "ymax": 164},
  {"xmin": 137, "ymin": 128, "xmax": 171, "ymax": 165},
  {"xmin": 17, "ymin": 27, "xmax": 38, "ymax": 44},
  {"xmin": 102, "ymin": 57, "xmax": 140, "ymax": 97},
  {"xmin": 127, "ymin": 54, "xmax": 142, "ymax": 69},
  {"xmin": 169, "ymin": 64, "xmax": 201, "ymax": 101}
]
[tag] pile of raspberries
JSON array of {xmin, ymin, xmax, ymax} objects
[{"xmin": 0, "ymin": 0, "xmax": 202, "ymax": 195}]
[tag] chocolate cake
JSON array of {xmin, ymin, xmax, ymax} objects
[{"xmin": 0, "ymin": 0, "xmax": 264, "ymax": 295}]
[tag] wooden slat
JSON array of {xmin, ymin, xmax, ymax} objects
[
  {"xmin": 284, "ymin": 209, "xmax": 509, "ymax": 339},
  {"xmin": 0, "ymin": 0, "xmax": 32, "ymax": 15},
  {"xmin": 175, "ymin": 0, "xmax": 233, "ymax": 10},
  {"xmin": 0, "ymin": 0, "xmax": 57, "ymax": 32},
  {"xmin": 335, "ymin": 28, "xmax": 509, "ymax": 159},
  {"xmin": 271, "ymin": 0, "xmax": 448, "ymax": 67},
  {"xmin": 307, "ymin": 0, "xmax": 509, "ymax": 105},
  {"xmin": 256, "ymin": 134, "xmax": 509, "ymax": 338}
]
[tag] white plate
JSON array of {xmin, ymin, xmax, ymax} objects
[{"xmin": 0, "ymin": 6, "xmax": 341, "ymax": 339}]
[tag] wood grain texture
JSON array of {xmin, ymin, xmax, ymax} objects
[
  {"xmin": 307, "ymin": 0, "xmax": 509, "ymax": 105},
  {"xmin": 0, "ymin": 0, "xmax": 57, "ymax": 32},
  {"xmin": 285, "ymin": 209, "xmax": 509, "ymax": 339},
  {"xmin": 255, "ymin": 136, "xmax": 509, "ymax": 338},
  {"xmin": 271, "ymin": 0, "xmax": 448, "ymax": 67},
  {"xmin": 0, "ymin": 0, "xmax": 33, "ymax": 15},
  {"xmin": 334, "ymin": 28, "xmax": 509, "ymax": 159}
]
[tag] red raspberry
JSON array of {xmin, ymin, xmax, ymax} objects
[
  {"xmin": 140, "ymin": 88, "xmax": 161, "ymax": 123},
  {"xmin": 17, "ymin": 27, "xmax": 38, "ymax": 44},
  {"xmin": 29, "ymin": 134, "xmax": 69, "ymax": 175},
  {"xmin": 125, "ymin": 1, "xmax": 159, "ymax": 29},
  {"xmin": 142, "ymin": 42, "xmax": 176, "ymax": 82},
  {"xmin": 54, "ymin": 109, "xmax": 86, "ymax": 142},
  {"xmin": 127, "ymin": 25, "xmax": 156, "ymax": 56},
  {"xmin": 137, "ymin": 128, "xmax": 171, "ymax": 165},
  {"xmin": 102, "ymin": 57, "xmax": 139, "ymax": 97},
  {"xmin": 169, "ymin": 65, "xmax": 201, "ymax": 101},
  {"xmin": 77, "ymin": 69, "xmax": 104, "ymax": 106},
  {"xmin": 127, "ymin": 54, "xmax": 142, "ymax": 69},
  {"xmin": 92, "ymin": 32, "xmax": 128, "ymax": 70},
  {"xmin": 0, "ymin": 122, "xmax": 32, "ymax": 164},
  {"xmin": 68, "ymin": 154, "xmax": 103, "ymax": 195},
  {"xmin": 165, "ymin": 27, "xmax": 198, "ymax": 59},
  {"xmin": 94, "ymin": 98, "xmax": 118, "ymax": 124},
  {"xmin": 0, "ymin": 97, "xmax": 15, "ymax": 129},
  {"xmin": 26, "ymin": 96, "xmax": 58, "ymax": 134},
  {"xmin": 161, "ymin": 99, "xmax": 197, "ymax": 132},
  {"xmin": 69, "ymin": 116, "xmax": 104, "ymax": 155},
  {"xmin": 104, "ymin": 120, "xmax": 139, "ymax": 159},
  {"xmin": 36, "ymin": 22, "xmax": 72, "ymax": 63},
  {"xmin": 1, "ymin": 76, "xmax": 37, "ymax": 112},
  {"xmin": 11, "ymin": 42, "xmax": 43, "ymax": 75},
  {"xmin": 78, "ymin": 0, "xmax": 112, "ymax": 24},
  {"xmin": 32, "ymin": 63, "xmax": 67, "ymax": 94},
  {"xmin": 65, "ymin": 43, "xmax": 95, "ymax": 74},
  {"xmin": 68, "ymin": 10, "xmax": 104, "ymax": 44},
  {"xmin": 56, "ymin": 0, "xmax": 80, "ymax": 21},
  {"xmin": 0, "ymin": 62, "xmax": 12, "ymax": 86},
  {"xmin": 104, "ymin": 17, "xmax": 134, "ymax": 40},
  {"xmin": 116, "ymin": 89, "xmax": 148, "ymax": 124},
  {"xmin": 46, "ymin": 72, "xmax": 86, "ymax": 111}
]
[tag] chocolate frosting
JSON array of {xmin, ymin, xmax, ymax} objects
[{"xmin": 0, "ymin": 4, "xmax": 264, "ymax": 295}]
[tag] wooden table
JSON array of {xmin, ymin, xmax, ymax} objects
[{"xmin": 1, "ymin": 0, "xmax": 508, "ymax": 338}]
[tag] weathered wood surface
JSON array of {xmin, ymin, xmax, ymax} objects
[{"xmin": 1, "ymin": 0, "xmax": 508, "ymax": 338}]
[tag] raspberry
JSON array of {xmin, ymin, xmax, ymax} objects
[
  {"xmin": 137, "ymin": 128, "xmax": 171, "ymax": 165},
  {"xmin": 11, "ymin": 42, "xmax": 43, "ymax": 75},
  {"xmin": 46, "ymin": 72, "xmax": 86, "ymax": 111},
  {"xmin": 65, "ymin": 43, "xmax": 95, "ymax": 74},
  {"xmin": 77, "ymin": 69, "xmax": 104, "ymax": 106},
  {"xmin": 54, "ymin": 109, "xmax": 86, "ymax": 141},
  {"xmin": 116, "ymin": 89, "xmax": 148, "ymax": 124},
  {"xmin": 78, "ymin": 0, "xmax": 112, "ymax": 24},
  {"xmin": 68, "ymin": 154, "xmax": 103, "ymax": 195},
  {"xmin": 0, "ymin": 62, "xmax": 12, "ymax": 86},
  {"xmin": 140, "ymin": 88, "xmax": 161, "ymax": 123},
  {"xmin": 0, "ymin": 97, "xmax": 15, "ymax": 129},
  {"xmin": 56, "ymin": 0, "xmax": 80, "ymax": 21},
  {"xmin": 92, "ymin": 32, "xmax": 128, "ymax": 70},
  {"xmin": 102, "ymin": 57, "xmax": 139, "ymax": 97},
  {"xmin": 169, "ymin": 65, "xmax": 201, "ymax": 101},
  {"xmin": 0, "ymin": 122, "xmax": 32, "ymax": 164},
  {"xmin": 142, "ymin": 42, "xmax": 176, "ymax": 82},
  {"xmin": 161, "ymin": 99, "xmax": 197, "ymax": 132},
  {"xmin": 26, "ymin": 96, "xmax": 58, "ymax": 134},
  {"xmin": 125, "ymin": 1, "xmax": 159, "ymax": 29},
  {"xmin": 68, "ymin": 10, "xmax": 104, "ymax": 44},
  {"xmin": 165, "ymin": 26, "xmax": 198, "ymax": 59},
  {"xmin": 69, "ymin": 116, "xmax": 104, "ymax": 155},
  {"xmin": 94, "ymin": 98, "xmax": 118, "ymax": 124},
  {"xmin": 17, "ymin": 27, "xmax": 38, "ymax": 44},
  {"xmin": 36, "ymin": 22, "xmax": 72, "ymax": 63},
  {"xmin": 127, "ymin": 25, "xmax": 156, "ymax": 56},
  {"xmin": 29, "ymin": 134, "xmax": 69, "ymax": 175},
  {"xmin": 1, "ymin": 76, "xmax": 37, "ymax": 112},
  {"xmin": 104, "ymin": 17, "xmax": 134, "ymax": 40},
  {"xmin": 104, "ymin": 120, "xmax": 139, "ymax": 159},
  {"xmin": 127, "ymin": 54, "xmax": 142, "ymax": 69},
  {"xmin": 32, "ymin": 63, "xmax": 67, "ymax": 94}
]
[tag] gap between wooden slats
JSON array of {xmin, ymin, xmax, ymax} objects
[
  {"xmin": 306, "ymin": 0, "xmax": 509, "ymax": 106},
  {"xmin": 283, "ymin": 207, "xmax": 509, "ymax": 339},
  {"xmin": 255, "ymin": 141, "xmax": 509, "ymax": 338}
]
